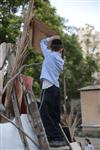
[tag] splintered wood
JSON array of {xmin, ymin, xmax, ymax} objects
[
  {"xmin": 0, "ymin": 43, "xmax": 7, "ymax": 106},
  {"xmin": 0, "ymin": 43, "xmax": 12, "ymax": 112}
]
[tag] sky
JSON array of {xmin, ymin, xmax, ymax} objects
[{"xmin": 50, "ymin": 0, "xmax": 100, "ymax": 31}]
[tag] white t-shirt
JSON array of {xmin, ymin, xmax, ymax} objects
[
  {"xmin": 42, "ymin": 79, "xmax": 53, "ymax": 89},
  {"xmin": 85, "ymin": 144, "xmax": 94, "ymax": 150}
]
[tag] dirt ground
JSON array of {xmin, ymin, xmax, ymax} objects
[{"xmin": 76, "ymin": 137, "xmax": 100, "ymax": 150}]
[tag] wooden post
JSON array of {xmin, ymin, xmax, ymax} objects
[
  {"xmin": 63, "ymin": 70, "xmax": 67, "ymax": 114},
  {"xmin": 59, "ymin": 124, "xmax": 72, "ymax": 150},
  {"xmin": 0, "ymin": 43, "xmax": 8, "ymax": 112},
  {"xmin": 11, "ymin": 87, "xmax": 30, "ymax": 150}
]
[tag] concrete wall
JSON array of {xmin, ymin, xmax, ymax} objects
[{"xmin": 80, "ymin": 90, "xmax": 100, "ymax": 133}]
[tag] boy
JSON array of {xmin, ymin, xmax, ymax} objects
[{"xmin": 39, "ymin": 35, "xmax": 65, "ymax": 147}]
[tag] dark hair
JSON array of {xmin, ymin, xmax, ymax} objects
[
  {"xmin": 85, "ymin": 138, "xmax": 91, "ymax": 144},
  {"xmin": 50, "ymin": 39, "xmax": 63, "ymax": 51}
]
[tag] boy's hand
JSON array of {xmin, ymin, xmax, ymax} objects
[
  {"xmin": 51, "ymin": 35, "xmax": 60, "ymax": 40},
  {"xmin": 48, "ymin": 35, "xmax": 60, "ymax": 41}
]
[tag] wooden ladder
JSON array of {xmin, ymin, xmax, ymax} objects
[
  {"xmin": 19, "ymin": 77, "xmax": 50, "ymax": 150},
  {"xmin": 21, "ymin": 77, "xmax": 73, "ymax": 150},
  {"xmin": 23, "ymin": 90, "xmax": 72, "ymax": 150},
  {"xmin": 23, "ymin": 90, "xmax": 50, "ymax": 150},
  {"xmin": 11, "ymin": 87, "xmax": 30, "ymax": 150}
]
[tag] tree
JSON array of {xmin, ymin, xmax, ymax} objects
[
  {"xmin": 1, "ymin": 0, "xmax": 99, "ymax": 99},
  {"xmin": 24, "ymin": 0, "xmax": 66, "ymax": 96},
  {"xmin": 61, "ymin": 34, "xmax": 98, "ymax": 99},
  {"xmin": 24, "ymin": 0, "xmax": 98, "ymax": 99},
  {"xmin": 0, "ymin": 0, "xmax": 29, "ymax": 43},
  {"xmin": 77, "ymin": 24, "xmax": 99, "ymax": 55},
  {"xmin": 34, "ymin": 0, "xmax": 65, "ymax": 34}
]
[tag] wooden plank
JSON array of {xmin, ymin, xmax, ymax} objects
[
  {"xmin": 50, "ymin": 146, "xmax": 70, "ymax": 150},
  {"xmin": 20, "ymin": 75, "xmax": 49, "ymax": 149},
  {"xmin": 11, "ymin": 87, "xmax": 30, "ymax": 150},
  {"xmin": 4, "ymin": 44, "xmax": 16, "ymax": 116},
  {"xmin": 50, "ymin": 142, "xmax": 82, "ymax": 150},
  {"xmin": 24, "ymin": 91, "xmax": 50, "ymax": 150},
  {"xmin": 70, "ymin": 142, "xmax": 82, "ymax": 150},
  {"xmin": 0, "ymin": 43, "xmax": 8, "ymax": 112},
  {"xmin": 31, "ymin": 18, "xmax": 58, "ymax": 52},
  {"xmin": 59, "ymin": 124, "xmax": 72, "ymax": 150},
  {"xmin": 0, "ymin": 43, "xmax": 7, "ymax": 83}
]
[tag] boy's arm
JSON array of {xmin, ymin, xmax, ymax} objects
[{"xmin": 40, "ymin": 36, "xmax": 60, "ymax": 56}]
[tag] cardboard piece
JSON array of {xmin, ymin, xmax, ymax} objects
[{"xmin": 31, "ymin": 18, "xmax": 58, "ymax": 52}]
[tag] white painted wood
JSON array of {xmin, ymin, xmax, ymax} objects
[
  {"xmin": 0, "ymin": 114, "xmax": 38, "ymax": 150},
  {"xmin": 0, "ymin": 43, "xmax": 8, "ymax": 112},
  {"xmin": 50, "ymin": 146, "xmax": 70, "ymax": 150},
  {"xmin": 70, "ymin": 142, "xmax": 82, "ymax": 150},
  {"xmin": 0, "ymin": 43, "xmax": 7, "ymax": 98},
  {"xmin": 50, "ymin": 142, "xmax": 82, "ymax": 150}
]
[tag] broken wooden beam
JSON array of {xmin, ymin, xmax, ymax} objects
[{"xmin": 11, "ymin": 87, "xmax": 30, "ymax": 150}]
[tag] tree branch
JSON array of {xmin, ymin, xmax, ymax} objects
[{"xmin": 2, "ymin": 63, "xmax": 41, "ymax": 95}]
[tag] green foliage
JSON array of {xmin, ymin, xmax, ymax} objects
[
  {"xmin": 34, "ymin": 0, "xmax": 65, "ymax": 34},
  {"xmin": 19, "ymin": 0, "xmax": 100, "ymax": 98},
  {"xmin": 0, "ymin": 0, "xmax": 28, "ymax": 43},
  {"xmin": 23, "ymin": 49, "xmax": 43, "ymax": 96},
  {"xmin": 0, "ymin": 14, "xmax": 21, "ymax": 43},
  {"xmin": 23, "ymin": 0, "xmax": 67, "ymax": 96},
  {"xmin": 62, "ymin": 34, "xmax": 98, "ymax": 98}
]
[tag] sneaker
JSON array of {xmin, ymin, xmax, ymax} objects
[{"xmin": 49, "ymin": 140, "xmax": 66, "ymax": 147}]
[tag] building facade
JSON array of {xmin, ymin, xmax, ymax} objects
[{"xmin": 79, "ymin": 85, "xmax": 100, "ymax": 135}]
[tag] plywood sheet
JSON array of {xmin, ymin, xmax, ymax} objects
[{"xmin": 31, "ymin": 18, "xmax": 58, "ymax": 52}]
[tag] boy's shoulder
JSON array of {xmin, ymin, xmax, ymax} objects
[{"xmin": 51, "ymin": 53, "xmax": 64, "ymax": 66}]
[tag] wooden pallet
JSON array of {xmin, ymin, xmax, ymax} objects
[{"xmin": 50, "ymin": 146, "xmax": 70, "ymax": 150}]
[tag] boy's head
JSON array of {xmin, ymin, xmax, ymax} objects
[{"xmin": 50, "ymin": 39, "xmax": 63, "ymax": 52}]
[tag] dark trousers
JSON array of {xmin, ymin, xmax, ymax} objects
[{"xmin": 40, "ymin": 85, "xmax": 63, "ymax": 141}]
